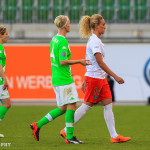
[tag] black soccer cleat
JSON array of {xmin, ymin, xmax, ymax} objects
[{"xmin": 66, "ymin": 136, "xmax": 84, "ymax": 144}]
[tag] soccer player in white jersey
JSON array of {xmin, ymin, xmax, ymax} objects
[
  {"xmin": 0, "ymin": 25, "xmax": 11, "ymax": 138},
  {"xmin": 30, "ymin": 15, "xmax": 90, "ymax": 144},
  {"xmin": 60, "ymin": 14, "xmax": 131, "ymax": 143}
]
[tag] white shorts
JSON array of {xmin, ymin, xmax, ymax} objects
[
  {"xmin": 53, "ymin": 82, "xmax": 79, "ymax": 107},
  {"xmin": 0, "ymin": 85, "xmax": 10, "ymax": 99}
]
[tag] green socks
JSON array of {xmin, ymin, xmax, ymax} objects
[
  {"xmin": 36, "ymin": 107, "xmax": 75, "ymax": 140},
  {"xmin": 37, "ymin": 108, "xmax": 63, "ymax": 128},
  {"xmin": 65, "ymin": 109, "xmax": 75, "ymax": 140},
  {"xmin": 0, "ymin": 105, "xmax": 8, "ymax": 120}
]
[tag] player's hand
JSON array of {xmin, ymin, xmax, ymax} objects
[
  {"xmin": 114, "ymin": 76, "xmax": 124, "ymax": 84},
  {"xmin": 3, "ymin": 77, "xmax": 8, "ymax": 90},
  {"xmin": 80, "ymin": 59, "xmax": 91, "ymax": 66},
  {"xmin": 81, "ymin": 80, "xmax": 86, "ymax": 93}
]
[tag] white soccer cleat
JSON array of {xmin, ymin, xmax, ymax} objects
[{"xmin": 0, "ymin": 133, "xmax": 4, "ymax": 138}]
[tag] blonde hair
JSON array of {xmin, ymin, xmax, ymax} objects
[
  {"xmin": 0, "ymin": 25, "xmax": 6, "ymax": 35},
  {"xmin": 79, "ymin": 14, "xmax": 103, "ymax": 38},
  {"xmin": 54, "ymin": 15, "xmax": 68, "ymax": 29}
]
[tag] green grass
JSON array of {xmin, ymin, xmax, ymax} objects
[{"xmin": 0, "ymin": 105, "xmax": 150, "ymax": 150}]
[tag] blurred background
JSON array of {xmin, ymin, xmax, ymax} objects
[
  {"xmin": 0, "ymin": 0, "xmax": 150, "ymax": 42},
  {"xmin": 0, "ymin": 0, "xmax": 150, "ymax": 105}
]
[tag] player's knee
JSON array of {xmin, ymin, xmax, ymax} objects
[
  {"xmin": 59, "ymin": 105, "xmax": 67, "ymax": 113},
  {"xmin": 61, "ymin": 109, "xmax": 66, "ymax": 113},
  {"xmin": 7, "ymin": 103, "xmax": 11, "ymax": 109},
  {"xmin": 5, "ymin": 101, "xmax": 11, "ymax": 109}
]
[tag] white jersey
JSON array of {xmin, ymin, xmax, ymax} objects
[{"xmin": 85, "ymin": 33, "xmax": 106, "ymax": 79}]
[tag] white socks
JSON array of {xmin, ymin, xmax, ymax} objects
[
  {"xmin": 104, "ymin": 103, "xmax": 118, "ymax": 138},
  {"xmin": 64, "ymin": 103, "xmax": 118, "ymax": 138},
  {"xmin": 64, "ymin": 103, "xmax": 92, "ymax": 132},
  {"xmin": 74, "ymin": 103, "xmax": 92, "ymax": 124}
]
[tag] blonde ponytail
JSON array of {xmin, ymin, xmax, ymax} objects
[
  {"xmin": 79, "ymin": 16, "xmax": 91, "ymax": 38},
  {"xmin": 79, "ymin": 14, "xmax": 103, "ymax": 38}
]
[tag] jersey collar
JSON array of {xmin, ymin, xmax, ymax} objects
[{"xmin": 57, "ymin": 34, "xmax": 66, "ymax": 39}]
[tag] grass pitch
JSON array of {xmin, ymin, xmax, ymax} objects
[{"xmin": 0, "ymin": 105, "xmax": 150, "ymax": 150}]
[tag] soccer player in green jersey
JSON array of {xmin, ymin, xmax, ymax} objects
[
  {"xmin": 30, "ymin": 15, "xmax": 91, "ymax": 144},
  {"xmin": 0, "ymin": 25, "xmax": 11, "ymax": 138}
]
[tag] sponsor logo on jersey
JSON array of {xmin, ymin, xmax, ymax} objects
[
  {"xmin": 62, "ymin": 46, "xmax": 66, "ymax": 49},
  {"xmin": 144, "ymin": 58, "xmax": 150, "ymax": 86}
]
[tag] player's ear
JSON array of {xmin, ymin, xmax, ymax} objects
[{"xmin": 94, "ymin": 23, "xmax": 99, "ymax": 30}]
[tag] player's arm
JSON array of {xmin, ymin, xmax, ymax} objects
[
  {"xmin": 59, "ymin": 41, "xmax": 91, "ymax": 66},
  {"xmin": 0, "ymin": 64, "xmax": 8, "ymax": 90},
  {"xmin": 94, "ymin": 53, "xmax": 124, "ymax": 84},
  {"xmin": 60, "ymin": 59, "xmax": 90, "ymax": 66}
]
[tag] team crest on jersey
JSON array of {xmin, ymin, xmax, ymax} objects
[
  {"xmin": 144, "ymin": 58, "xmax": 150, "ymax": 86},
  {"xmin": 62, "ymin": 52, "xmax": 66, "ymax": 57}
]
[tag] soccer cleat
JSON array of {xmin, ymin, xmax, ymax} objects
[
  {"xmin": 30, "ymin": 122, "xmax": 40, "ymax": 141},
  {"xmin": 66, "ymin": 136, "xmax": 84, "ymax": 144},
  {"xmin": 60, "ymin": 129, "xmax": 67, "ymax": 140},
  {"xmin": 0, "ymin": 133, "xmax": 4, "ymax": 138},
  {"xmin": 111, "ymin": 134, "xmax": 131, "ymax": 143}
]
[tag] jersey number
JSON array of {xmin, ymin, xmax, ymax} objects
[
  {"xmin": 94, "ymin": 87, "xmax": 101, "ymax": 95},
  {"xmin": 50, "ymin": 46, "xmax": 55, "ymax": 62}
]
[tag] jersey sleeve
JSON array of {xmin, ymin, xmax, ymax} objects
[
  {"xmin": 0, "ymin": 49, "xmax": 3, "ymax": 65},
  {"xmin": 91, "ymin": 39, "xmax": 102, "ymax": 55},
  {"xmin": 59, "ymin": 40, "xmax": 69, "ymax": 61}
]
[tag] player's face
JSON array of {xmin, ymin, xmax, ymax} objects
[
  {"xmin": 97, "ymin": 19, "xmax": 106, "ymax": 35},
  {"xmin": 65, "ymin": 19, "xmax": 70, "ymax": 33},
  {"xmin": 1, "ymin": 29, "xmax": 9, "ymax": 43}
]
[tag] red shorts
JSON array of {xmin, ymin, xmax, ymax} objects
[{"xmin": 84, "ymin": 76, "xmax": 112, "ymax": 103}]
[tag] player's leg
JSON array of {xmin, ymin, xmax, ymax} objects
[
  {"xmin": 30, "ymin": 105, "xmax": 65, "ymax": 141},
  {"xmin": 74, "ymin": 102, "xmax": 93, "ymax": 124},
  {"xmin": 101, "ymin": 98, "xmax": 118, "ymax": 138},
  {"xmin": 0, "ymin": 98, "xmax": 11, "ymax": 138},
  {"xmin": 30, "ymin": 85, "xmax": 67, "ymax": 141},
  {"xmin": 37, "ymin": 84, "xmax": 68, "ymax": 128},
  {"xmin": 63, "ymin": 83, "xmax": 83, "ymax": 144},
  {"xmin": 65, "ymin": 103, "xmax": 84, "ymax": 144},
  {"xmin": 61, "ymin": 76, "xmax": 95, "ymax": 140},
  {"xmin": 61, "ymin": 102, "xmax": 92, "ymax": 138},
  {"xmin": 0, "ymin": 98, "xmax": 11, "ymax": 121},
  {"xmin": 37, "ymin": 106, "xmax": 66, "ymax": 128},
  {"xmin": 65, "ymin": 103, "xmax": 76, "ymax": 141},
  {"xmin": 101, "ymin": 79, "xmax": 131, "ymax": 142},
  {"xmin": 102, "ymin": 98, "xmax": 131, "ymax": 143},
  {"xmin": 0, "ymin": 85, "xmax": 11, "ymax": 138}
]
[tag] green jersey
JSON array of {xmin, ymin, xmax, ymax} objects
[
  {"xmin": 50, "ymin": 34, "xmax": 74, "ymax": 86},
  {"xmin": 0, "ymin": 44, "xmax": 6, "ymax": 85}
]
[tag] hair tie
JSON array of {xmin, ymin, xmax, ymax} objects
[
  {"xmin": 0, "ymin": 28, "xmax": 5, "ymax": 34},
  {"xmin": 60, "ymin": 17, "xmax": 68, "ymax": 29}
]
